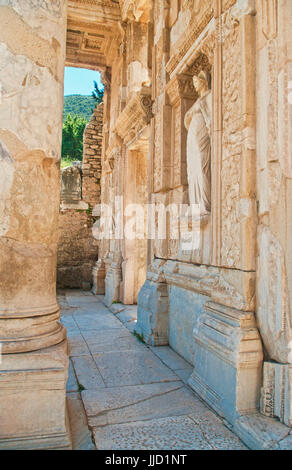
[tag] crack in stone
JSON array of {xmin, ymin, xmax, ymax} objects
[
  {"xmin": 188, "ymin": 415, "xmax": 217, "ymax": 450},
  {"xmin": 85, "ymin": 385, "xmax": 185, "ymax": 421}
]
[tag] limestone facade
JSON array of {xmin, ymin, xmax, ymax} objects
[
  {"xmin": 91, "ymin": 0, "xmax": 292, "ymax": 438},
  {"xmin": 1, "ymin": 0, "xmax": 292, "ymax": 449}
]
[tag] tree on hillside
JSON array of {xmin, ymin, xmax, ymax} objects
[
  {"xmin": 61, "ymin": 114, "xmax": 88, "ymax": 161},
  {"xmin": 92, "ymin": 81, "xmax": 104, "ymax": 105}
]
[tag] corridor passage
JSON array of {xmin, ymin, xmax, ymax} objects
[{"xmin": 59, "ymin": 290, "xmax": 247, "ymax": 450}]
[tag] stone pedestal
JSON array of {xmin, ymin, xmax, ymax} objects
[
  {"xmin": 188, "ymin": 302, "xmax": 263, "ymax": 424},
  {"xmin": 0, "ymin": 342, "xmax": 70, "ymax": 450},
  {"xmin": 0, "ymin": 0, "xmax": 70, "ymax": 449},
  {"xmin": 261, "ymin": 362, "xmax": 292, "ymax": 428},
  {"xmin": 92, "ymin": 259, "xmax": 106, "ymax": 294},
  {"xmin": 104, "ymin": 254, "xmax": 122, "ymax": 307},
  {"xmin": 137, "ymin": 280, "xmax": 169, "ymax": 346}
]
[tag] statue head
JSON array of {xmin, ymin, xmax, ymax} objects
[{"xmin": 193, "ymin": 71, "xmax": 210, "ymax": 97}]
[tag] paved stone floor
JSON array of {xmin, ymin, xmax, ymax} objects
[{"xmin": 59, "ymin": 290, "xmax": 248, "ymax": 450}]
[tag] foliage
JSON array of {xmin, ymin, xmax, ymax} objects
[
  {"xmin": 61, "ymin": 113, "xmax": 88, "ymax": 161},
  {"xmin": 61, "ymin": 82, "xmax": 104, "ymax": 163},
  {"xmin": 133, "ymin": 330, "xmax": 145, "ymax": 344},
  {"xmin": 63, "ymin": 95, "xmax": 96, "ymax": 121},
  {"xmin": 92, "ymin": 81, "xmax": 104, "ymax": 105},
  {"xmin": 61, "ymin": 156, "xmax": 75, "ymax": 168}
]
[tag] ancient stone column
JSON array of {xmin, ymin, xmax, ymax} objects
[{"xmin": 0, "ymin": 0, "xmax": 70, "ymax": 449}]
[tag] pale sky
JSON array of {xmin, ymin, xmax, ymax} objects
[{"xmin": 64, "ymin": 67, "xmax": 103, "ymax": 96}]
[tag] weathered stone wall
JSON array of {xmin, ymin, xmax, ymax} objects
[
  {"xmin": 57, "ymin": 104, "xmax": 103, "ymax": 289},
  {"xmin": 57, "ymin": 208, "xmax": 98, "ymax": 289},
  {"xmin": 82, "ymin": 103, "xmax": 103, "ymax": 207}
]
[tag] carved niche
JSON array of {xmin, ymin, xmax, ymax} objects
[{"xmin": 165, "ymin": 53, "xmax": 212, "ymax": 193}]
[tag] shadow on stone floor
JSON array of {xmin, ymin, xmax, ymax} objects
[{"xmin": 59, "ymin": 289, "xmax": 247, "ymax": 450}]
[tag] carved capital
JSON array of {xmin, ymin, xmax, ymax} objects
[
  {"xmin": 166, "ymin": 74, "xmax": 197, "ymax": 106},
  {"xmin": 115, "ymin": 87, "xmax": 153, "ymax": 143}
]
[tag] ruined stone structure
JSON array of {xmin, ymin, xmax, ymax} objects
[
  {"xmin": 1, "ymin": 0, "xmax": 292, "ymax": 450},
  {"xmin": 57, "ymin": 104, "xmax": 103, "ymax": 289}
]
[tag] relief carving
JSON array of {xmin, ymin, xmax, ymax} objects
[{"xmin": 261, "ymin": 0, "xmax": 278, "ymax": 40}]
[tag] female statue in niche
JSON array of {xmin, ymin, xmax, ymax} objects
[{"xmin": 184, "ymin": 70, "xmax": 212, "ymax": 216}]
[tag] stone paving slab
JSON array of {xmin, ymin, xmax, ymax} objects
[
  {"xmin": 71, "ymin": 355, "xmax": 105, "ymax": 390},
  {"xmin": 174, "ymin": 367, "xmax": 193, "ymax": 384},
  {"xmin": 188, "ymin": 411, "xmax": 248, "ymax": 450},
  {"xmin": 67, "ymin": 393, "xmax": 95, "ymax": 450},
  {"xmin": 68, "ymin": 332, "xmax": 91, "ymax": 357},
  {"xmin": 61, "ymin": 314, "xmax": 80, "ymax": 333},
  {"xmin": 62, "ymin": 290, "xmax": 251, "ymax": 450},
  {"xmin": 234, "ymin": 413, "xmax": 292, "ymax": 450},
  {"xmin": 67, "ymin": 359, "xmax": 79, "ymax": 392},
  {"xmin": 125, "ymin": 320, "xmax": 139, "ymax": 334},
  {"xmin": 82, "ymin": 383, "xmax": 211, "ymax": 427},
  {"xmin": 93, "ymin": 414, "xmax": 247, "ymax": 450},
  {"xmin": 150, "ymin": 346, "xmax": 191, "ymax": 371},
  {"xmin": 66, "ymin": 294, "xmax": 102, "ymax": 308},
  {"xmin": 110, "ymin": 304, "xmax": 126, "ymax": 314},
  {"xmin": 82, "ymin": 329, "xmax": 145, "ymax": 354},
  {"xmin": 93, "ymin": 350, "xmax": 180, "ymax": 387},
  {"xmin": 116, "ymin": 308, "xmax": 138, "ymax": 325},
  {"xmin": 73, "ymin": 311, "xmax": 123, "ymax": 331}
]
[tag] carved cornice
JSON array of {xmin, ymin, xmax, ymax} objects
[
  {"xmin": 115, "ymin": 88, "xmax": 153, "ymax": 143},
  {"xmin": 67, "ymin": 1, "xmax": 122, "ymax": 68},
  {"xmin": 166, "ymin": 73, "xmax": 197, "ymax": 106},
  {"xmin": 166, "ymin": 2, "xmax": 214, "ymax": 76},
  {"xmin": 69, "ymin": 0, "xmax": 121, "ymax": 20},
  {"xmin": 147, "ymin": 259, "xmax": 256, "ymax": 312}
]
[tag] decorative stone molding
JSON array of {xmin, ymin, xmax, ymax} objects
[
  {"xmin": 166, "ymin": 2, "xmax": 214, "ymax": 76},
  {"xmin": 187, "ymin": 52, "xmax": 212, "ymax": 77},
  {"xmin": 165, "ymin": 73, "xmax": 197, "ymax": 190},
  {"xmin": 166, "ymin": 73, "xmax": 197, "ymax": 106},
  {"xmin": 119, "ymin": 0, "xmax": 150, "ymax": 22},
  {"xmin": 114, "ymin": 87, "xmax": 153, "ymax": 144},
  {"xmin": 260, "ymin": 362, "xmax": 292, "ymax": 428},
  {"xmin": 188, "ymin": 301, "xmax": 263, "ymax": 424},
  {"xmin": 67, "ymin": 1, "xmax": 121, "ymax": 69},
  {"xmin": 157, "ymin": 259, "xmax": 255, "ymax": 312},
  {"xmin": 261, "ymin": 0, "xmax": 277, "ymax": 40}
]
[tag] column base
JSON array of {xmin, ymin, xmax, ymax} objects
[
  {"xmin": 92, "ymin": 260, "xmax": 106, "ymax": 295},
  {"xmin": 188, "ymin": 301, "xmax": 263, "ymax": 425},
  {"xmin": 0, "ymin": 340, "xmax": 71, "ymax": 450},
  {"xmin": 136, "ymin": 279, "xmax": 169, "ymax": 346},
  {"xmin": 104, "ymin": 261, "xmax": 122, "ymax": 307}
]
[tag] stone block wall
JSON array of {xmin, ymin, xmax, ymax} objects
[
  {"xmin": 57, "ymin": 209, "xmax": 98, "ymax": 289},
  {"xmin": 57, "ymin": 104, "xmax": 103, "ymax": 289},
  {"xmin": 82, "ymin": 103, "xmax": 103, "ymax": 207}
]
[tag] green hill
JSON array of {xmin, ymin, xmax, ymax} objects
[{"xmin": 63, "ymin": 95, "xmax": 96, "ymax": 121}]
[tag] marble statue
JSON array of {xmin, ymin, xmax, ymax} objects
[{"xmin": 184, "ymin": 71, "xmax": 212, "ymax": 215}]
